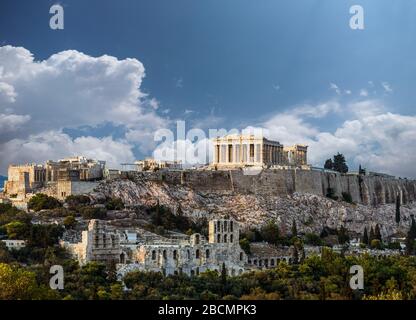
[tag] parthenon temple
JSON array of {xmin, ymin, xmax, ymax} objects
[{"xmin": 211, "ymin": 134, "xmax": 308, "ymax": 168}]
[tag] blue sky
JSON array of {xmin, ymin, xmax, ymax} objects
[{"xmin": 0, "ymin": 0, "xmax": 416, "ymax": 177}]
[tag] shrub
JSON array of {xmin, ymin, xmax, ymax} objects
[
  {"xmin": 342, "ymin": 192, "xmax": 353, "ymax": 203},
  {"xmin": 337, "ymin": 226, "xmax": 350, "ymax": 244},
  {"xmin": 27, "ymin": 194, "xmax": 61, "ymax": 212},
  {"xmin": 259, "ymin": 221, "xmax": 280, "ymax": 245},
  {"xmin": 370, "ymin": 239, "xmax": 382, "ymax": 249},
  {"xmin": 239, "ymin": 238, "xmax": 251, "ymax": 254},
  {"xmin": 387, "ymin": 242, "xmax": 401, "ymax": 250},
  {"xmin": 63, "ymin": 215, "xmax": 77, "ymax": 229},
  {"xmin": 80, "ymin": 207, "xmax": 107, "ymax": 219},
  {"xmin": 4, "ymin": 221, "xmax": 29, "ymax": 239},
  {"xmin": 65, "ymin": 195, "xmax": 90, "ymax": 209},
  {"xmin": 105, "ymin": 197, "xmax": 124, "ymax": 210},
  {"xmin": 304, "ymin": 233, "xmax": 323, "ymax": 246},
  {"xmin": 326, "ymin": 188, "xmax": 338, "ymax": 200}
]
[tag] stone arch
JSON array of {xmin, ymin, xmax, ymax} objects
[{"xmin": 205, "ymin": 249, "xmax": 210, "ymax": 259}]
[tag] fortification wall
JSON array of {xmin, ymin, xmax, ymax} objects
[{"xmin": 126, "ymin": 169, "xmax": 416, "ymax": 206}]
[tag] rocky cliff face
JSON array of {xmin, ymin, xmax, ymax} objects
[{"xmin": 91, "ymin": 170, "xmax": 416, "ymax": 239}]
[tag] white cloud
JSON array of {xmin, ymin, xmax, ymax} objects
[
  {"xmin": 359, "ymin": 89, "xmax": 368, "ymax": 97},
  {"xmin": 329, "ymin": 83, "xmax": 341, "ymax": 95},
  {"xmin": 0, "ymin": 45, "xmax": 169, "ymax": 174},
  {"xmin": 290, "ymin": 101, "xmax": 341, "ymax": 119},
  {"xmin": 0, "ymin": 45, "xmax": 168, "ymax": 134},
  {"xmin": 0, "ymin": 113, "xmax": 31, "ymax": 135},
  {"xmin": 149, "ymin": 99, "xmax": 415, "ymax": 178},
  {"xmin": 261, "ymin": 100, "xmax": 416, "ymax": 178},
  {"xmin": 0, "ymin": 82, "xmax": 17, "ymax": 103},
  {"xmin": 0, "ymin": 131, "xmax": 135, "ymax": 170},
  {"xmin": 175, "ymin": 77, "xmax": 183, "ymax": 88},
  {"xmin": 148, "ymin": 98, "xmax": 160, "ymax": 110},
  {"xmin": 381, "ymin": 81, "xmax": 393, "ymax": 93}
]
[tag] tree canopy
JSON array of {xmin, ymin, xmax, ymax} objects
[{"xmin": 324, "ymin": 153, "xmax": 349, "ymax": 173}]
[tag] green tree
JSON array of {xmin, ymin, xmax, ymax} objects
[
  {"xmin": 375, "ymin": 224, "xmax": 382, "ymax": 241},
  {"xmin": 395, "ymin": 194, "xmax": 401, "ymax": 225},
  {"xmin": 405, "ymin": 215, "xmax": 416, "ymax": 255},
  {"xmin": 370, "ymin": 239, "xmax": 382, "ymax": 249},
  {"xmin": 27, "ymin": 193, "xmax": 61, "ymax": 212},
  {"xmin": 221, "ymin": 262, "xmax": 227, "ymax": 295},
  {"xmin": 304, "ymin": 233, "xmax": 323, "ymax": 246},
  {"xmin": 337, "ymin": 225, "xmax": 350, "ymax": 244},
  {"xmin": 260, "ymin": 221, "xmax": 280, "ymax": 245},
  {"xmin": 292, "ymin": 245, "xmax": 299, "ymax": 264},
  {"xmin": 63, "ymin": 215, "xmax": 77, "ymax": 229},
  {"xmin": 105, "ymin": 197, "xmax": 124, "ymax": 210},
  {"xmin": 363, "ymin": 227, "xmax": 369, "ymax": 246},
  {"xmin": 369, "ymin": 226, "xmax": 375, "ymax": 242},
  {"xmin": 326, "ymin": 188, "xmax": 338, "ymax": 200},
  {"xmin": 0, "ymin": 263, "xmax": 57, "ymax": 299},
  {"xmin": 291, "ymin": 219, "xmax": 298, "ymax": 237},
  {"xmin": 80, "ymin": 206, "xmax": 107, "ymax": 219},
  {"xmin": 342, "ymin": 192, "xmax": 353, "ymax": 203},
  {"xmin": 5, "ymin": 221, "xmax": 29, "ymax": 239},
  {"xmin": 324, "ymin": 159, "xmax": 333, "ymax": 170},
  {"xmin": 65, "ymin": 194, "xmax": 90, "ymax": 209},
  {"xmin": 332, "ymin": 153, "xmax": 349, "ymax": 173},
  {"xmin": 239, "ymin": 238, "xmax": 251, "ymax": 254}
]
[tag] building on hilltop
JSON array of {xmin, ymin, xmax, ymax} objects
[
  {"xmin": 4, "ymin": 164, "xmax": 46, "ymax": 195},
  {"xmin": 135, "ymin": 158, "xmax": 182, "ymax": 172},
  {"xmin": 4, "ymin": 156, "xmax": 106, "ymax": 200},
  {"xmin": 211, "ymin": 134, "xmax": 308, "ymax": 169},
  {"xmin": 46, "ymin": 156, "xmax": 105, "ymax": 182}
]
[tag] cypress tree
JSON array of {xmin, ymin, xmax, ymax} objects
[
  {"xmin": 369, "ymin": 226, "xmax": 375, "ymax": 242},
  {"xmin": 220, "ymin": 262, "xmax": 227, "ymax": 296},
  {"xmin": 375, "ymin": 224, "xmax": 382, "ymax": 241},
  {"xmin": 221, "ymin": 262, "xmax": 227, "ymax": 285},
  {"xmin": 363, "ymin": 227, "xmax": 369, "ymax": 245},
  {"xmin": 292, "ymin": 245, "xmax": 299, "ymax": 264},
  {"xmin": 395, "ymin": 194, "xmax": 401, "ymax": 225},
  {"xmin": 291, "ymin": 219, "xmax": 298, "ymax": 237},
  {"xmin": 405, "ymin": 215, "xmax": 416, "ymax": 255}
]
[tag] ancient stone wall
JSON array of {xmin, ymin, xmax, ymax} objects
[{"xmin": 126, "ymin": 169, "xmax": 416, "ymax": 206}]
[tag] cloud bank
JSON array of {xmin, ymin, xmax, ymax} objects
[
  {"xmin": 0, "ymin": 45, "xmax": 414, "ymax": 178},
  {"xmin": 0, "ymin": 45, "xmax": 168, "ymax": 173}
]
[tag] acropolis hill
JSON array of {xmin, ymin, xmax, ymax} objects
[{"xmin": 2, "ymin": 134, "xmax": 416, "ymax": 239}]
